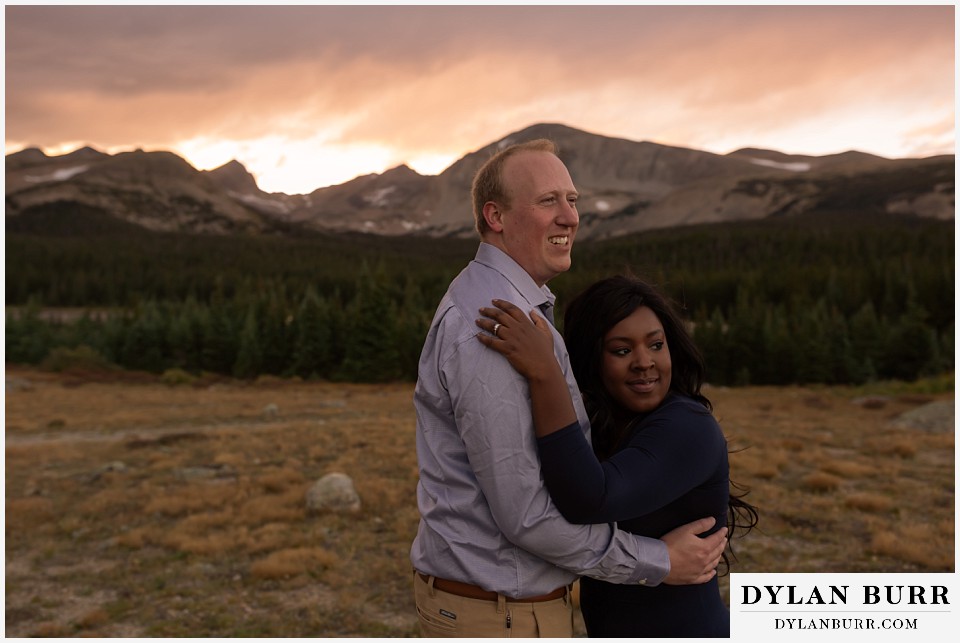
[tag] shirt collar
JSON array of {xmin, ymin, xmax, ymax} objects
[{"xmin": 474, "ymin": 242, "xmax": 556, "ymax": 311}]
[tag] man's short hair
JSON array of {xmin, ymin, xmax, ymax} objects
[{"xmin": 471, "ymin": 138, "xmax": 558, "ymax": 236}]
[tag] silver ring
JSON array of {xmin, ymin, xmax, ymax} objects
[{"xmin": 493, "ymin": 323, "xmax": 502, "ymax": 338}]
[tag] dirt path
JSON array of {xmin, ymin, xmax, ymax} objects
[{"xmin": 4, "ymin": 416, "xmax": 297, "ymax": 447}]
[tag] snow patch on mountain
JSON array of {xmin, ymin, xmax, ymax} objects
[
  {"xmin": 748, "ymin": 158, "xmax": 811, "ymax": 172},
  {"xmin": 230, "ymin": 191, "xmax": 292, "ymax": 214},
  {"xmin": 24, "ymin": 165, "xmax": 90, "ymax": 182},
  {"xmin": 364, "ymin": 186, "xmax": 397, "ymax": 207}
]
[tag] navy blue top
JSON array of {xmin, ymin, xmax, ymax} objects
[{"xmin": 537, "ymin": 393, "xmax": 731, "ymax": 637}]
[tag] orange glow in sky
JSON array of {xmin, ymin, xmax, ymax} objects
[{"xmin": 5, "ymin": 5, "xmax": 955, "ymax": 194}]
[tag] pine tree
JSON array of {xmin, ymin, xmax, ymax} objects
[
  {"xmin": 693, "ymin": 307, "xmax": 729, "ymax": 385},
  {"xmin": 201, "ymin": 304, "xmax": 238, "ymax": 375},
  {"xmin": 5, "ymin": 299, "xmax": 54, "ymax": 364},
  {"xmin": 258, "ymin": 288, "xmax": 292, "ymax": 375},
  {"xmin": 848, "ymin": 302, "xmax": 884, "ymax": 383},
  {"xmin": 938, "ymin": 323, "xmax": 955, "ymax": 373},
  {"xmin": 724, "ymin": 287, "xmax": 765, "ymax": 386},
  {"xmin": 118, "ymin": 300, "xmax": 167, "ymax": 372},
  {"xmin": 167, "ymin": 298, "xmax": 206, "ymax": 373},
  {"xmin": 394, "ymin": 275, "xmax": 432, "ymax": 378},
  {"xmin": 291, "ymin": 286, "xmax": 332, "ymax": 379},
  {"xmin": 759, "ymin": 306, "xmax": 797, "ymax": 385},
  {"xmin": 823, "ymin": 306, "xmax": 857, "ymax": 385},
  {"xmin": 792, "ymin": 300, "xmax": 834, "ymax": 384},
  {"xmin": 880, "ymin": 304, "xmax": 938, "ymax": 381},
  {"xmin": 233, "ymin": 305, "xmax": 263, "ymax": 379},
  {"xmin": 338, "ymin": 263, "xmax": 403, "ymax": 382}
]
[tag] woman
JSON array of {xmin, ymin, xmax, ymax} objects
[{"xmin": 476, "ymin": 275, "xmax": 758, "ymax": 637}]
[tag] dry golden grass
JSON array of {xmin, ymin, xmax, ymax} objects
[
  {"xmin": 801, "ymin": 471, "xmax": 844, "ymax": 493},
  {"xmin": 5, "ymin": 496, "xmax": 56, "ymax": 528},
  {"xmin": 868, "ymin": 521, "xmax": 954, "ymax": 569},
  {"xmin": 77, "ymin": 607, "xmax": 111, "ymax": 630},
  {"xmin": 844, "ymin": 492, "xmax": 894, "ymax": 513},
  {"xmin": 712, "ymin": 381, "xmax": 954, "ymax": 583},
  {"xmin": 873, "ymin": 438, "xmax": 919, "ymax": 459},
  {"xmin": 821, "ymin": 460, "xmax": 878, "ymax": 479},
  {"xmin": 249, "ymin": 547, "xmax": 339, "ymax": 580},
  {"xmin": 4, "ymin": 367, "xmax": 954, "ymax": 637}
]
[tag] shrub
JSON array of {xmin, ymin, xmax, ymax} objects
[
  {"xmin": 40, "ymin": 345, "xmax": 116, "ymax": 373},
  {"xmin": 878, "ymin": 440, "xmax": 917, "ymax": 459},
  {"xmin": 161, "ymin": 368, "xmax": 197, "ymax": 386},
  {"xmin": 258, "ymin": 468, "xmax": 305, "ymax": 494},
  {"xmin": 802, "ymin": 471, "xmax": 843, "ymax": 493}
]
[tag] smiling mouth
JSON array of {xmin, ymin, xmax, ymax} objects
[
  {"xmin": 548, "ymin": 236, "xmax": 570, "ymax": 246},
  {"xmin": 627, "ymin": 378, "xmax": 658, "ymax": 393}
]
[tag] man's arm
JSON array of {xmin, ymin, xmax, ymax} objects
[{"xmin": 662, "ymin": 518, "xmax": 728, "ymax": 585}]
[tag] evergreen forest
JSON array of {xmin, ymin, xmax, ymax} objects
[{"xmin": 5, "ymin": 202, "xmax": 954, "ymax": 386}]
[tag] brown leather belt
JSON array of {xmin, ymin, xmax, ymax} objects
[{"xmin": 417, "ymin": 572, "xmax": 568, "ymax": 603}]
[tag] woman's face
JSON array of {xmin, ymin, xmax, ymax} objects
[{"xmin": 600, "ymin": 305, "xmax": 672, "ymax": 415}]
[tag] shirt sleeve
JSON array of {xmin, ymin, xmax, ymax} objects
[
  {"xmin": 440, "ymin": 309, "xmax": 670, "ymax": 586},
  {"xmin": 536, "ymin": 400, "xmax": 727, "ymax": 524}
]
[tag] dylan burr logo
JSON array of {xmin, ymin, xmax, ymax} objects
[
  {"xmin": 741, "ymin": 584, "xmax": 949, "ymax": 607},
  {"xmin": 731, "ymin": 574, "xmax": 957, "ymax": 638}
]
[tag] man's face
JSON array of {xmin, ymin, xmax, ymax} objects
[{"xmin": 496, "ymin": 151, "xmax": 579, "ymax": 286}]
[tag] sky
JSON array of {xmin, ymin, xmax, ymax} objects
[{"xmin": 4, "ymin": 3, "xmax": 956, "ymax": 195}]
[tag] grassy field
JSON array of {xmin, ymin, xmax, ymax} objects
[{"xmin": 4, "ymin": 366, "xmax": 954, "ymax": 637}]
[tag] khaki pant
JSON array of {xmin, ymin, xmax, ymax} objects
[{"xmin": 413, "ymin": 571, "xmax": 573, "ymax": 638}]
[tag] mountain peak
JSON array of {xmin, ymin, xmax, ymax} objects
[
  {"xmin": 206, "ymin": 159, "xmax": 261, "ymax": 193},
  {"xmin": 212, "ymin": 159, "xmax": 249, "ymax": 173},
  {"xmin": 381, "ymin": 164, "xmax": 420, "ymax": 178},
  {"xmin": 5, "ymin": 147, "xmax": 50, "ymax": 170}
]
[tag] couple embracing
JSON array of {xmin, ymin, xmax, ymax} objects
[{"xmin": 411, "ymin": 139, "xmax": 758, "ymax": 638}]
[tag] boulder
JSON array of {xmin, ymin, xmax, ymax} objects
[{"xmin": 305, "ymin": 473, "xmax": 361, "ymax": 514}]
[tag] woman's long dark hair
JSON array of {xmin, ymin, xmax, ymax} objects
[{"xmin": 563, "ymin": 275, "xmax": 758, "ymax": 570}]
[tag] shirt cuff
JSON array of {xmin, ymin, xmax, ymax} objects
[{"xmin": 627, "ymin": 533, "xmax": 670, "ymax": 587}]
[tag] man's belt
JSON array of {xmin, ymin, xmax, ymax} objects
[{"xmin": 417, "ymin": 572, "xmax": 568, "ymax": 603}]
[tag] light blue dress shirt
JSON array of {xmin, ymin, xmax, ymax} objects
[{"xmin": 410, "ymin": 243, "xmax": 669, "ymax": 598}]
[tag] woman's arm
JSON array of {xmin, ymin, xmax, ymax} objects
[
  {"xmin": 475, "ymin": 299, "xmax": 578, "ymax": 438},
  {"xmin": 537, "ymin": 404, "xmax": 727, "ymax": 523}
]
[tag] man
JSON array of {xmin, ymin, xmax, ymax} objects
[{"xmin": 411, "ymin": 138, "xmax": 726, "ymax": 637}]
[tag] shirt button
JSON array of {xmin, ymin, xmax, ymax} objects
[{"xmin": 638, "ymin": 579, "xmax": 647, "ymax": 585}]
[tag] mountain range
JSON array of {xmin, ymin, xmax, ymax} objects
[{"xmin": 5, "ymin": 123, "xmax": 954, "ymax": 240}]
